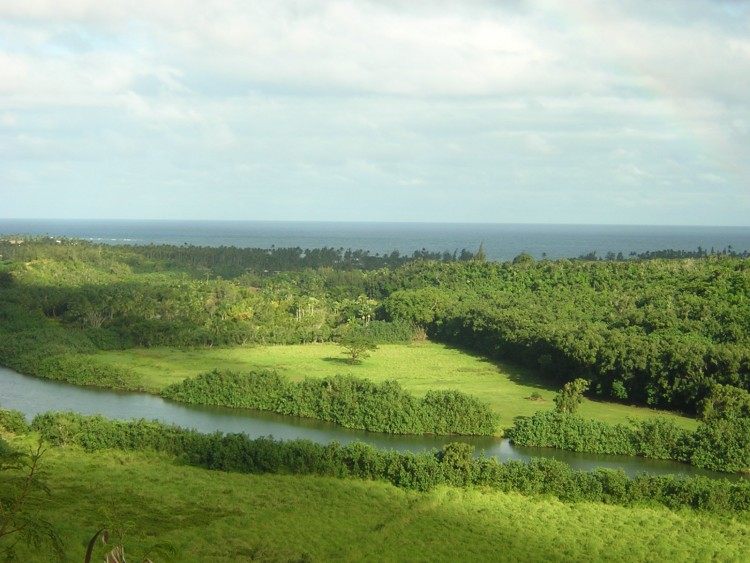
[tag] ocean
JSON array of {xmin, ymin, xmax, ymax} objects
[{"xmin": 2, "ymin": 218, "xmax": 750, "ymax": 263}]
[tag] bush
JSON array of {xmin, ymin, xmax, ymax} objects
[
  {"xmin": 163, "ymin": 370, "xmax": 497, "ymax": 436},
  {"xmin": 507, "ymin": 411, "xmax": 750, "ymax": 474},
  {"xmin": 0, "ymin": 409, "xmax": 30, "ymax": 434},
  {"xmin": 506, "ymin": 412, "xmax": 636, "ymax": 455},
  {"xmin": 689, "ymin": 417, "xmax": 750, "ymax": 473},
  {"xmin": 34, "ymin": 354, "xmax": 142, "ymax": 389}
]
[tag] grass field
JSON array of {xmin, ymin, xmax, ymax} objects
[
  {"xmin": 94, "ymin": 342, "xmax": 698, "ymax": 431},
  {"xmin": 4, "ymin": 433, "xmax": 748, "ymax": 562}
]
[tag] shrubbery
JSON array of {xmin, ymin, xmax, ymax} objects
[
  {"xmin": 349, "ymin": 319, "xmax": 417, "ymax": 344},
  {"xmin": 0, "ymin": 409, "xmax": 29, "ymax": 434},
  {"xmin": 507, "ymin": 411, "xmax": 750, "ymax": 474},
  {"xmin": 34, "ymin": 354, "xmax": 142, "ymax": 389},
  {"xmin": 28, "ymin": 411, "xmax": 750, "ymax": 515},
  {"xmin": 162, "ymin": 370, "xmax": 497, "ymax": 436}
]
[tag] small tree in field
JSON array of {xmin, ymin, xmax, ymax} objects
[
  {"xmin": 339, "ymin": 334, "xmax": 378, "ymax": 365},
  {"xmin": 554, "ymin": 378, "xmax": 589, "ymax": 414}
]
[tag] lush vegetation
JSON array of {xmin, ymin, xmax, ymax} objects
[
  {"xmin": 508, "ymin": 411, "xmax": 750, "ymax": 474},
  {"xmin": 1, "ymin": 236, "xmax": 749, "ymax": 460},
  {"xmin": 93, "ymin": 343, "xmax": 695, "ymax": 430},
  {"xmin": 2, "ymin": 433, "xmax": 747, "ymax": 562},
  {"xmin": 25, "ymin": 411, "xmax": 750, "ymax": 515},
  {"xmin": 0, "ymin": 436, "xmax": 63, "ymax": 561},
  {"xmin": 3, "ymin": 237, "xmax": 750, "ymax": 414},
  {"xmin": 162, "ymin": 369, "xmax": 497, "ymax": 435},
  {"xmin": 379, "ymin": 257, "xmax": 750, "ymax": 414},
  {"xmin": 4, "ymin": 236, "xmax": 750, "ymax": 560}
]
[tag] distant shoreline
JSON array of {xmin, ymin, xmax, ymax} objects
[{"xmin": 2, "ymin": 218, "xmax": 750, "ymax": 262}]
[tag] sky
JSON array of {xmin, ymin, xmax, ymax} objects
[{"xmin": 1, "ymin": 0, "xmax": 749, "ymax": 225}]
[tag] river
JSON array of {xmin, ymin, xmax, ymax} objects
[{"xmin": 0, "ymin": 366, "xmax": 738, "ymax": 479}]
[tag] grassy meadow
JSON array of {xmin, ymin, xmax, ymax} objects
[
  {"xmin": 94, "ymin": 342, "xmax": 698, "ymax": 431},
  {"xmin": 4, "ymin": 432, "xmax": 747, "ymax": 562}
]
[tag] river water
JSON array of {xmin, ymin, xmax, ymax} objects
[{"xmin": 0, "ymin": 366, "xmax": 737, "ymax": 480}]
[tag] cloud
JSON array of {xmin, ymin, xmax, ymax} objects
[{"xmin": 0, "ymin": 1, "xmax": 748, "ymax": 224}]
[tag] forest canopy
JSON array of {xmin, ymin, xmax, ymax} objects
[{"xmin": 1, "ymin": 236, "xmax": 749, "ymax": 417}]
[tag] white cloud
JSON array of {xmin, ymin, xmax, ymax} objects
[{"xmin": 0, "ymin": 0, "xmax": 748, "ymax": 224}]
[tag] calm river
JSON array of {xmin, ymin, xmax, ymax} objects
[{"xmin": 0, "ymin": 366, "xmax": 737, "ymax": 480}]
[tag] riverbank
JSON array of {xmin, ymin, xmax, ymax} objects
[
  {"xmin": 5, "ymin": 430, "xmax": 749, "ymax": 562},
  {"xmin": 0, "ymin": 366, "xmax": 733, "ymax": 480}
]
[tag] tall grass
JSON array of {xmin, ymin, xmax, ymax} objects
[{"xmin": 5, "ymin": 435, "xmax": 750, "ymax": 562}]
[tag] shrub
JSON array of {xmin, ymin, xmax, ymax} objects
[
  {"xmin": 507, "ymin": 410, "xmax": 750, "ymax": 474},
  {"xmin": 0, "ymin": 409, "xmax": 30, "ymax": 434},
  {"xmin": 163, "ymin": 370, "xmax": 497, "ymax": 436}
]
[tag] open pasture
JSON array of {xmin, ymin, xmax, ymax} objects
[{"xmin": 95, "ymin": 342, "xmax": 697, "ymax": 431}]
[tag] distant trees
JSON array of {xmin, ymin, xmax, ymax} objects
[{"xmin": 2, "ymin": 237, "xmax": 750, "ymax": 415}]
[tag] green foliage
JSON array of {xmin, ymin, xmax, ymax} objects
[
  {"xmin": 512, "ymin": 252, "xmax": 534, "ymax": 265},
  {"xmin": 507, "ymin": 411, "xmax": 750, "ymax": 474},
  {"xmin": 0, "ymin": 442, "xmax": 64, "ymax": 561},
  {"xmin": 162, "ymin": 370, "xmax": 497, "ymax": 435},
  {"xmin": 382, "ymin": 257, "xmax": 750, "ymax": 414},
  {"xmin": 338, "ymin": 332, "xmax": 379, "ymax": 365},
  {"xmin": 0, "ymin": 410, "xmax": 30, "ymax": 434},
  {"xmin": 13, "ymin": 445, "xmax": 749, "ymax": 562},
  {"xmin": 689, "ymin": 416, "xmax": 750, "ymax": 473},
  {"xmin": 554, "ymin": 378, "xmax": 589, "ymax": 414},
  {"xmin": 507, "ymin": 412, "xmax": 638, "ymax": 456},
  {"xmin": 421, "ymin": 390, "xmax": 497, "ymax": 435},
  {"xmin": 4, "ymin": 237, "xmax": 750, "ymax": 419},
  {"xmin": 35, "ymin": 354, "xmax": 143, "ymax": 389},
  {"xmin": 347, "ymin": 319, "xmax": 417, "ymax": 344},
  {"xmin": 698, "ymin": 383, "xmax": 750, "ymax": 423},
  {"xmin": 84, "ymin": 525, "xmax": 177, "ymax": 563},
  {"xmin": 30, "ymin": 411, "xmax": 750, "ymax": 516}
]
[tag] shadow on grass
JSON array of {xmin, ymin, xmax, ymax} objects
[
  {"xmin": 437, "ymin": 341, "xmax": 561, "ymax": 392},
  {"xmin": 322, "ymin": 357, "xmax": 358, "ymax": 366}
]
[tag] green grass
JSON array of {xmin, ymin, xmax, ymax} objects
[
  {"xmin": 6, "ymin": 434, "xmax": 749, "ymax": 562},
  {"xmin": 94, "ymin": 342, "xmax": 698, "ymax": 431}
]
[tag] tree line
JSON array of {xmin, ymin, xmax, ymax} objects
[
  {"xmin": 2, "ymin": 237, "xmax": 750, "ymax": 419},
  {"xmin": 379, "ymin": 257, "xmax": 750, "ymax": 414}
]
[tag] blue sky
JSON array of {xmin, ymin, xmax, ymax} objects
[{"xmin": 1, "ymin": 0, "xmax": 749, "ymax": 225}]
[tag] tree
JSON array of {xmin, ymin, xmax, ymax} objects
[
  {"xmin": 339, "ymin": 334, "xmax": 378, "ymax": 365},
  {"xmin": 473, "ymin": 242, "xmax": 487, "ymax": 263},
  {"xmin": 554, "ymin": 378, "xmax": 589, "ymax": 414},
  {"xmin": 698, "ymin": 384, "xmax": 750, "ymax": 423},
  {"xmin": 512, "ymin": 252, "xmax": 534, "ymax": 265},
  {"xmin": 0, "ymin": 440, "xmax": 64, "ymax": 561}
]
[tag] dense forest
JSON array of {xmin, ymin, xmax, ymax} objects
[
  {"xmin": 2, "ymin": 236, "xmax": 749, "ymax": 419},
  {"xmin": 2, "ymin": 233, "xmax": 750, "ymax": 561}
]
